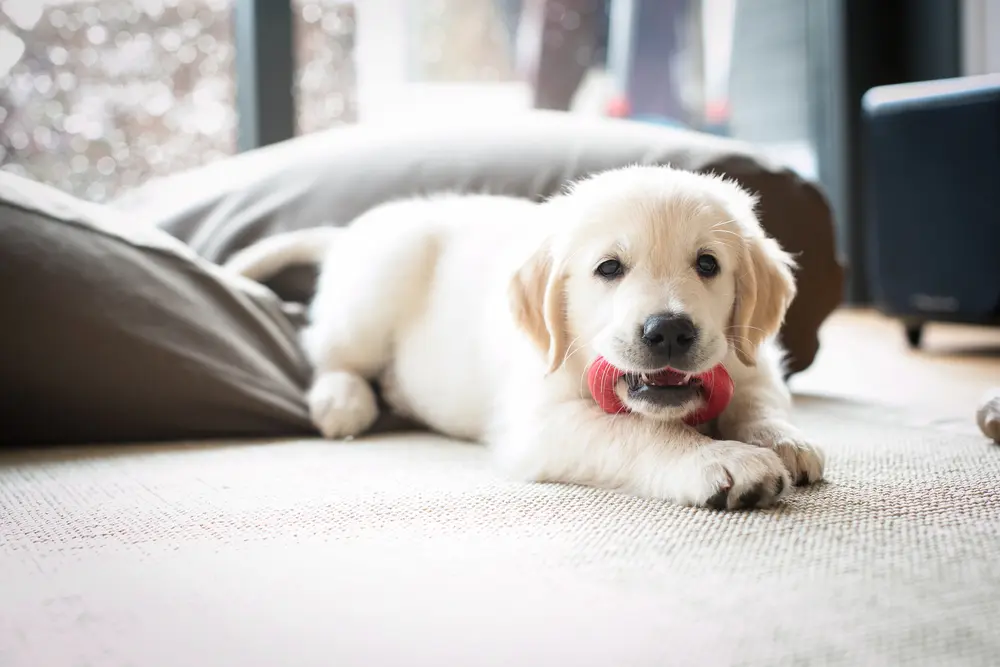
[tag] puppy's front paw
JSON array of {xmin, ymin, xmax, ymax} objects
[
  {"xmin": 672, "ymin": 441, "xmax": 791, "ymax": 510},
  {"xmin": 738, "ymin": 421, "xmax": 825, "ymax": 486},
  {"xmin": 308, "ymin": 371, "xmax": 379, "ymax": 440},
  {"xmin": 977, "ymin": 389, "xmax": 1000, "ymax": 443}
]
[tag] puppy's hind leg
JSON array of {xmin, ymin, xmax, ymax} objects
[
  {"xmin": 302, "ymin": 222, "xmax": 440, "ymax": 440},
  {"xmin": 306, "ymin": 370, "xmax": 380, "ymax": 440}
]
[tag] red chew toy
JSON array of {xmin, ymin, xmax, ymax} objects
[{"xmin": 586, "ymin": 357, "xmax": 734, "ymax": 426}]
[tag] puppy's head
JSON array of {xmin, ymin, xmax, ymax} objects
[{"xmin": 509, "ymin": 166, "xmax": 796, "ymax": 420}]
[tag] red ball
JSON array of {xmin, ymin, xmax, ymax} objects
[{"xmin": 586, "ymin": 357, "xmax": 734, "ymax": 426}]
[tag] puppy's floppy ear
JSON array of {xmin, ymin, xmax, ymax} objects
[
  {"xmin": 729, "ymin": 234, "xmax": 797, "ymax": 366},
  {"xmin": 509, "ymin": 241, "xmax": 569, "ymax": 373}
]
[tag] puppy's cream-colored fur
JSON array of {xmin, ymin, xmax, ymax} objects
[{"xmin": 228, "ymin": 166, "xmax": 824, "ymax": 509}]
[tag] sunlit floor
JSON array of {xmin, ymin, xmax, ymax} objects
[{"xmin": 792, "ymin": 308, "xmax": 1000, "ymax": 423}]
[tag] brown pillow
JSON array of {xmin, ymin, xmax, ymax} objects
[
  {"xmin": 0, "ymin": 172, "xmax": 314, "ymax": 446},
  {"xmin": 119, "ymin": 112, "xmax": 844, "ymax": 374}
]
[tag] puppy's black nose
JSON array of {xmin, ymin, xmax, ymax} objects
[{"xmin": 641, "ymin": 314, "xmax": 697, "ymax": 359}]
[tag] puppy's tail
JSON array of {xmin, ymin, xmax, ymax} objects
[{"xmin": 224, "ymin": 227, "xmax": 342, "ymax": 282}]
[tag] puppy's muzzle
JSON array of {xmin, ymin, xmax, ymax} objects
[{"xmin": 639, "ymin": 313, "xmax": 698, "ymax": 369}]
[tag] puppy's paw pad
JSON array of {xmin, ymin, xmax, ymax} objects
[
  {"xmin": 771, "ymin": 439, "xmax": 825, "ymax": 486},
  {"xmin": 738, "ymin": 422, "xmax": 825, "ymax": 486},
  {"xmin": 308, "ymin": 372, "xmax": 379, "ymax": 440},
  {"xmin": 684, "ymin": 443, "xmax": 790, "ymax": 511}
]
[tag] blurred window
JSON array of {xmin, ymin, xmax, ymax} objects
[
  {"xmin": 1, "ymin": 0, "xmax": 822, "ymax": 201},
  {"xmin": 293, "ymin": 0, "xmax": 357, "ymax": 134},
  {"xmin": 0, "ymin": 0, "xmax": 237, "ymax": 202}
]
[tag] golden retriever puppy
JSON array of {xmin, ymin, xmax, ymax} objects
[{"xmin": 227, "ymin": 166, "xmax": 824, "ymax": 509}]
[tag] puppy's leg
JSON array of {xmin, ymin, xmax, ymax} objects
[
  {"xmin": 302, "ymin": 223, "xmax": 439, "ymax": 439},
  {"xmin": 717, "ymin": 346, "xmax": 825, "ymax": 486},
  {"xmin": 305, "ymin": 370, "xmax": 380, "ymax": 440},
  {"xmin": 492, "ymin": 397, "xmax": 791, "ymax": 509},
  {"xmin": 977, "ymin": 388, "xmax": 1000, "ymax": 443}
]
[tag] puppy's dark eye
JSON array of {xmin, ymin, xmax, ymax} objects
[
  {"xmin": 595, "ymin": 259, "xmax": 625, "ymax": 279},
  {"xmin": 695, "ymin": 253, "xmax": 720, "ymax": 278}
]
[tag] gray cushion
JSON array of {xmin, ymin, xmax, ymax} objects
[
  {"xmin": 116, "ymin": 111, "xmax": 844, "ymax": 374},
  {"xmin": 0, "ymin": 173, "xmax": 313, "ymax": 445}
]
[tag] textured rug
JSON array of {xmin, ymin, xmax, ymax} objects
[{"xmin": 2, "ymin": 398, "xmax": 999, "ymax": 667}]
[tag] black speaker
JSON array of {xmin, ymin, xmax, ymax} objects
[{"xmin": 862, "ymin": 75, "xmax": 1000, "ymax": 347}]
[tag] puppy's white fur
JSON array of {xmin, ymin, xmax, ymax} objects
[{"xmin": 228, "ymin": 166, "xmax": 824, "ymax": 509}]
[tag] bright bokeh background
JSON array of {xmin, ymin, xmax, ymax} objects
[{"xmin": 0, "ymin": 0, "xmax": 817, "ymax": 202}]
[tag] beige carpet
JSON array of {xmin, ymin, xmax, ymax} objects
[{"xmin": 2, "ymin": 394, "xmax": 999, "ymax": 667}]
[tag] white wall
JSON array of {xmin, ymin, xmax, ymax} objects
[
  {"xmin": 351, "ymin": 0, "xmax": 530, "ymax": 124},
  {"xmin": 353, "ymin": 0, "xmax": 411, "ymax": 117},
  {"xmin": 961, "ymin": 0, "xmax": 1000, "ymax": 75}
]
